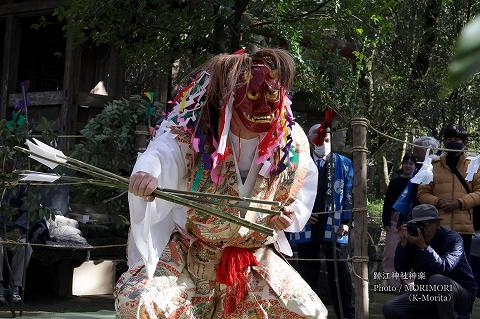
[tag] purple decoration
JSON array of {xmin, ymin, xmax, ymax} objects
[
  {"xmin": 276, "ymin": 162, "xmax": 287, "ymax": 174},
  {"xmin": 202, "ymin": 153, "xmax": 211, "ymax": 169},
  {"xmin": 199, "ymin": 134, "xmax": 206, "ymax": 153},
  {"xmin": 14, "ymin": 98, "xmax": 31, "ymax": 111}
]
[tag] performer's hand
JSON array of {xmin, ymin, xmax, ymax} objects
[
  {"xmin": 307, "ymin": 213, "xmax": 319, "ymax": 224},
  {"xmin": 268, "ymin": 206, "xmax": 296, "ymax": 231},
  {"xmin": 129, "ymin": 171, "xmax": 158, "ymax": 202}
]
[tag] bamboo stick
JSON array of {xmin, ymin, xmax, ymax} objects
[{"xmin": 14, "ymin": 148, "xmax": 275, "ymax": 236}]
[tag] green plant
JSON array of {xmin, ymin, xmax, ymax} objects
[
  {"xmin": 70, "ymin": 95, "xmax": 161, "ymax": 234},
  {"xmin": 1, "ymin": 116, "xmax": 57, "ymax": 227}
]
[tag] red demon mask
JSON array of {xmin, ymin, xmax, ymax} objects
[{"xmin": 233, "ymin": 64, "xmax": 282, "ymax": 132}]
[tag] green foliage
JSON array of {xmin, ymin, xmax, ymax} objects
[
  {"xmin": 450, "ymin": 15, "xmax": 480, "ymax": 84},
  {"xmin": 0, "ymin": 116, "xmax": 57, "ymax": 226},
  {"xmin": 45, "ymin": 0, "xmax": 480, "ymax": 196},
  {"xmin": 71, "ymin": 95, "xmax": 161, "ymax": 230},
  {"xmin": 367, "ymin": 198, "xmax": 383, "ymax": 218},
  {"xmin": 73, "ymin": 95, "xmax": 159, "ymax": 171}
]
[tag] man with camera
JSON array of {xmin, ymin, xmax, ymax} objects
[{"xmin": 383, "ymin": 204, "xmax": 477, "ymax": 319}]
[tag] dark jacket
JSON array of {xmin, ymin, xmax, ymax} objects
[
  {"xmin": 382, "ymin": 176, "xmax": 410, "ymax": 227},
  {"xmin": 395, "ymin": 226, "xmax": 478, "ymax": 295}
]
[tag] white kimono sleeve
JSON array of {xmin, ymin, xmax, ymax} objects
[
  {"xmin": 127, "ymin": 131, "xmax": 187, "ymax": 279},
  {"xmin": 276, "ymin": 156, "xmax": 318, "ymax": 256}
]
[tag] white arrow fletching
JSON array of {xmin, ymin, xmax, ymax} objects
[
  {"xmin": 32, "ymin": 138, "xmax": 65, "ymax": 158},
  {"xmin": 20, "ymin": 173, "xmax": 60, "ymax": 182},
  {"xmin": 26, "ymin": 139, "xmax": 67, "ymax": 169},
  {"xmin": 26, "ymin": 140, "xmax": 60, "ymax": 169}
]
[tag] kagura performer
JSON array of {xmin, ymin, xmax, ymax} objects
[{"xmin": 115, "ymin": 48, "xmax": 328, "ymax": 319}]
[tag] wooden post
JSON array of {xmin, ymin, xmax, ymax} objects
[
  {"xmin": 107, "ymin": 46, "xmax": 125, "ymax": 99},
  {"xmin": 351, "ymin": 117, "xmax": 370, "ymax": 318},
  {"xmin": 60, "ymin": 36, "xmax": 81, "ymax": 151},
  {"xmin": 134, "ymin": 124, "xmax": 149, "ymax": 152},
  {"xmin": 0, "ymin": 16, "xmax": 21, "ymax": 120}
]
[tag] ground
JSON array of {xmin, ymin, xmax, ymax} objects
[{"xmin": 0, "ymin": 292, "xmax": 478, "ymax": 318}]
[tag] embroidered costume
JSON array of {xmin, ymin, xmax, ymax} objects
[{"xmin": 115, "ymin": 49, "xmax": 328, "ymax": 319}]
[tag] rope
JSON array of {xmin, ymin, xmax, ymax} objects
[
  {"xmin": 287, "ymin": 257, "xmax": 350, "ymax": 262},
  {"xmin": 367, "ymin": 116, "xmax": 480, "ymax": 153},
  {"xmin": 30, "ymin": 134, "xmax": 84, "ymax": 139},
  {"xmin": 329, "ymin": 104, "xmax": 480, "ymax": 154},
  {"xmin": 351, "ymin": 146, "xmax": 369, "ymax": 153},
  {"xmin": 351, "ymin": 207, "xmax": 368, "ymax": 213},
  {"xmin": 286, "ymin": 255, "xmax": 370, "ymax": 282},
  {"xmin": 0, "ymin": 239, "xmax": 126, "ymax": 250}
]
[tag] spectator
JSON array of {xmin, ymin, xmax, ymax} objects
[
  {"xmin": 417, "ymin": 124, "xmax": 480, "ymax": 258},
  {"xmin": 290, "ymin": 123, "xmax": 355, "ymax": 319},
  {"xmin": 470, "ymin": 233, "xmax": 480, "ymax": 298},
  {"xmin": 0, "ymin": 164, "xmax": 32, "ymax": 303},
  {"xmin": 383, "ymin": 204, "xmax": 477, "ymax": 319},
  {"xmin": 381, "ymin": 153, "xmax": 416, "ymax": 286},
  {"xmin": 0, "ymin": 218, "xmax": 32, "ymax": 303},
  {"xmin": 412, "ymin": 136, "xmax": 440, "ymax": 168},
  {"xmin": 411, "ymin": 136, "xmax": 440, "ymax": 210}
]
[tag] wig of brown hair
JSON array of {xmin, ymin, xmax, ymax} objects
[
  {"xmin": 186, "ymin": 48, "xmax": 296, "ymax": 184},
  {"xmin": 202, "ymin": 48, "xmax": 296, "ymax": 109}
]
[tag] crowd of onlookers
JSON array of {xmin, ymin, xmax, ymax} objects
[
  {"xmin": 380, "ymin": 124, "xmax": 478, "ymax": 318},
  {"xmin": 288, "ymin": 123, "xmax": 479, "ymax": 319}
]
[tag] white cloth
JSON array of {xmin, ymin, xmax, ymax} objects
[{"xmin": 128, "ymin": 125, "xmax": 318, "ymax": 279}]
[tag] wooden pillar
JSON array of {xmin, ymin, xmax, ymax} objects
[
  {"xmin": 156, "ymin": 72, "xmax": 169, "ymax": 113},
  {"xmin": 351, "ymin": 117, "xmax": 370, "ymax": 319},
  {"xmin": 107, "ymin": 46, "xmax": 125, "ymax": 99},
  {"xmin": 1, "ymin": 16, "xmax": 21, "ymax": 119},
  {"xmin": 134, "ymin": 124, "xmax": 148, "ymax": 152},
  {"xmin": 60, "ymin": 36, "xmax": 81, "ymax": 150}
]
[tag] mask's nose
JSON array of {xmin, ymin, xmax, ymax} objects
[{"xmin": 252, "ymin": 97, "xmax": 272, "ymax": 115}]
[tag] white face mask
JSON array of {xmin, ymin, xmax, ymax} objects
[{"xmin": 313, "ymin": 142, "xmax": 331, "ymax": 158}]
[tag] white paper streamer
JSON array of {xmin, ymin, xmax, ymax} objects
[
  {"xmin": 466, "ymin": 155, "xmax": 480, "ymax": 182},
  {"xmin": 259, "ymin": 160, "xmax": 272, "ymax": 177},
  {"xmin": 411, "ymin": 148, "xmax": 434, "ymax": 185},
  {"xmin": 217, "ymin": 94, "xmax": 234, "ymax": 156}
]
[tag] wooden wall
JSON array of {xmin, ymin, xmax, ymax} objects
[{"xmin": 0, "ymin": 0, "xmax": 124, "ymax": 151}]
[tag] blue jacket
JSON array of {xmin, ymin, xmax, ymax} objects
[
  {"xmin": 288, "ymin": 153, "xmax": 353, "ymax": 244},
  {"xmin": 395, "ymin": 226, "xmax": 478, "ymax": 295}
]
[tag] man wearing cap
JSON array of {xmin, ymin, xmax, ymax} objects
[
  {"xmin": 417, "ymin": 124, "xmax": 480, "ymax": 258},
  {"xmin": 383, "ymin": 204, "xmax": 477, "ymax": 319}
]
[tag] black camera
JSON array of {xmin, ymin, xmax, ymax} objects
[{"xmin": 406, "ymin": 223, "xmax": 424, "ymax": 236}]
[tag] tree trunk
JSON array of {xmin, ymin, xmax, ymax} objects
[
  {"xmin": 212, "ymin": 4, "xmax": 226, "ymax": 54},
  {"xmin": 377, "ymin": 152, "xmax": 389, "ymax": 197},
  {"xmin": 403, "ymin": 0, "xmax": 441, "ymax": 112},
  {"xmin": 395, "ymin": 132, "xmax": 408, "ymax": 171},
  {"xmin": 230, "ymin": 0, "xmax": 250, "ymax": 52}
]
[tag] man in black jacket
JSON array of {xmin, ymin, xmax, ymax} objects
[{"xmin": 383, "ymin": 204, "xmax": 477, "ymax": 319}]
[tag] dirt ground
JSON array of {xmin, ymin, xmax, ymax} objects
[
  {"xmin": 0, "ymin": 294, "xmax": 115, "ymax": 318},
  {"xmin": 0, "ymin": 292, "xmax": 477, "ymax": 318}
]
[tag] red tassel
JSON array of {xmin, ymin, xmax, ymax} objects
[
  {"xmin": 313, "ymin": 108, "xmax": 337, "ymax": 146},
  {"xmin": 216, "ymin": 247, "xmax": 259, "ymax": 315}
]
